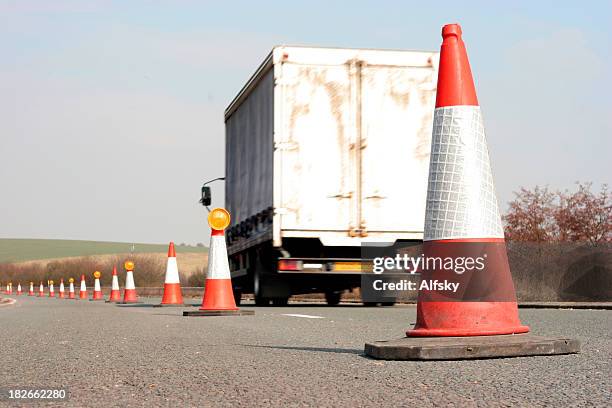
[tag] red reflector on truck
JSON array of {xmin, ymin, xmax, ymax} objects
[{"xmin": 278, "ymin": 259, "xmax": 303, "ymax": 271}]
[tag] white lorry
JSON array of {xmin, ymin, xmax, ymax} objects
[{"xmin": 204, "ymin": 45, "xmax": 439, "ymax": 305}]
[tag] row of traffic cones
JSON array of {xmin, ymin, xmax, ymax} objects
[
  {"xmin": 3, "ymin": 215, "xmax": 245, "ymax": 315},
  {"xmin": 8, "ymin": 264, "xmax": 140, "ymax": 304}
]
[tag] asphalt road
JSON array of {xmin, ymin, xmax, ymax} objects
[{"xmin": 0, "ymin": 296, "xmax": 610, "ymax": 407}]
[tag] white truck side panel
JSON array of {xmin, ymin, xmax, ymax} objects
[{"xmin": 225, "ymin": 69, "xmax": 274, "ymax": 226}]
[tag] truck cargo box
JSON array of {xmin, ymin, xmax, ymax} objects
[{"xmin": 225, "ymin": 46, "xmax": 439, "ymax": 253}]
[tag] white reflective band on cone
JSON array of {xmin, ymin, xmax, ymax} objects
[
  {"xmin": 111, "ymin": 275, "xmax": 119, "ymax": 290},
  {"xmin": 125, "ymin": 271, "xmax": 135, "ymax": 290},
  {"xmin": 165, "ymin": 257, "xmax": 180, "ymax": 284},
  {"xmin": 80, "ymin": 280, "xmax": 86, "ymax": 291},
  {"xmin": 207, "ymin": 235, "xmax": 231, "ymax": 280},
  {"xmin": 94, "ymin": 279, "xmax": 101, "ymax": 292},
  {"xmin": 60, "ymin": 282, "xmax": 64, "ymax": 291},
  {"xmin": 69, "ymin": 283, "xmax": 74, "ymax": 292},
  {"xmin": 424, "ymin": 106, "xmax": 504, "ymax": 241}
]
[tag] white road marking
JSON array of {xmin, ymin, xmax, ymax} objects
[{"xmin": 281, "ymin": 313, "xmax": 325, "ymax": 319}]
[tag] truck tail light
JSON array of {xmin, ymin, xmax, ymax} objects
[{"xmin": 278, "ymin": 259, "xmax": 303, "ymax": 271}]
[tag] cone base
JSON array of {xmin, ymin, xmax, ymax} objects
[
  {"xmin": 161, "ymin": 283, "xmax": 184, "ymax": 305},
  {"xmin": 365, "ymin": 334, "xmax": 580, "ymax": 360},
  {"xmin": 122, "ymin": 289, "xmax": 138, "ymax": 303},
  {"xmin": 200, "ymin": 279, "xmax": 238, "ymax": 311},
  {"xmin": 409, "ymin": 301, "xmax": 529, "ymax": 337},
  {"xmin": 183, "ymin": 310, "xmax": 254, "ymax": 317},
  {"xmin": 407, "ymin": 325, "xmax": 530, "ymax": 337},
  {"xmin": 153, "ymin": 303, "xmax": 189, "ymax": 308}
]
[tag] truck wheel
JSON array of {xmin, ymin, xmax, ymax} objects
[
  {"xmin": 233, "ymin": 288, "xmax": 242, "ymax": 306},
  {"xmin": 325, "ymin": 291, "xmax": 342, "ymax": 306},
  {"xmin": 272, "ymin": 297, "xmax": 289, "ymax": 306},
  {"xmin": 380, "ymin": 301, "xmax": 395, "ymax": 307},
  {"xmin": 255, "ymin": 295, "xmax": 270, "ymax": 306},
  {"xmin": 253, "ymin": 269, "xmax": 270, "ymax": 306}
]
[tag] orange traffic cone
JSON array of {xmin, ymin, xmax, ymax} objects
[
  {"xmin": 159, "ymin": 242, "xmax": 185, "ymax": 306},
  {"xmin": 48, "ymin": 280, "xmax": 55, "ymax": 298},
  {"xmin": 7, "ymin": 282, "xmax": 12, "ymax": 295},
  {"xmin": 91, "ymin": 271, "xmax": 104, "ymax": 301},
  {"xmin": 120, "ymin": 261, "xmax": 139, "ymax": 303},
  {"xmin": 364, "ymin": 24, "xmax": 579, "ymax": 361},
  {"xmin": 38, "ymin": 282, "xmax": 44, "ymax": 297},
  {"xmin": 406, "ymin": 23, "xmax": 528, "ymax": 337},
  {"xmin": 28, "ymin": 282, "xmax": 34, "ymax": 296},
  {"xmin": 107, "ymin": 265, "xmax": 121, "ymax": 302},
  {"xmin": 59, "ymin": 279, "xmax": 65, "ymax": 299},
  {"xmin": 79, "ymin": 274, "xmax": 87, "ymax": 300},
  {"xmin": 184, "ymin": 208, "xmax": 253, "ymax": 317},
  {"xmin": 17, "ymin": 283, "xmax": 22, "ymax": 295},
  {"xmin": 68, "ymin": 278, "xmax": 76, "ymax": 299}
]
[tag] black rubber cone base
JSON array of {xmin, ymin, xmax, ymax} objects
[
  {"xmin": 183, "ymin": 309, "xmax": 255, "ymax": 317},
  {"xmin": 365, "ymin": 334, "xmax": 580, "ymax": 360},
  {"xmin": 153, "ymin": 303, "xmax": 189, "ymax": 308}
]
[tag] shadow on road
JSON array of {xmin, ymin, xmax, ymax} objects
[{"xmin": 240, "ymin": 344, "xmax": 363, "ymax": 356}]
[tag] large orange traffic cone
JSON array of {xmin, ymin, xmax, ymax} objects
[
  {"xmin": 406, "ymin": 24, "xmax": 529, "ymax": 337},
  {"xmin": 91, "ymin": 271, "xmax": 104, "ymax": 301},
  {"xmin": 28, "ymin": 282, "xmax": 34, "ymax": 296},
  {"xmin": 120, "ymin": 261, "xmax": 139, "ymax": 303},
  {"xmin": 364, "ymin": 24, "xmax": 579, "ymax": 361},
  {"xmin": 59, "ymin": 279, "xmax": 65, "ymax": 299},
  {"xmin": 159, "ymin": 242, "xmax": 184, "ymax": 306},
  {"xmin": 68, "ymin": 278, "xmax": 76, "ymax": 299},
  {"xmin": 184, "ymin": 208, "xmax": 253, "ymax": 317},
  {"xmin": 107, "ymin": 265, "xmax": 121, "ymax": 302},
  {"xmin": 79, "ymin": 274, "xmax": 88, "ymax": 300},
  {"xmin": 38, "ymin": 282, "xmax": 44, "ymax": 297}
]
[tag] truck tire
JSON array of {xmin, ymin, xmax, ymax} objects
[
  {"xmin": 233, "ymin": 288, "xmax": 242, "ymax": 306},
  {"xmin": 325, "ymin": 291, "xmax": 342, "ymax": 306},
  {"xmin": 253, "ymin": 268, "xmax": 270, "ymax": 306},
  {"xmin": 271, "ymin": 297, "xmax": 289, "ymax": 306}
]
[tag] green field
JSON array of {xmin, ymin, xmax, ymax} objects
[{"xmin": 0, "ymin": 239, "xmax": 207, "ymax": 263}]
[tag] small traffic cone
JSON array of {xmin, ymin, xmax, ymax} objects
[
  {"xmin": 91, "ymin": 271, "xmax": 104, "ymax": 301},
  {"xmin": 59, "ymin": 279, "xmax": 65, "ymax": 299},
  {"xmin": 158, "ymin": 242, "xmax": 185, "ymax": 306},
  {"xmin": 28, "ymin": 282, "xmax": 34, "ymax": 296},
  {"xmin": 49, "ymin": 280, "xmax": 55, "ymax": 297},
  {"xmin": 68, "ymin": 278, "xmax": 76, "ymax": 299},
  {"xmin": 107, "ymin": 266, "xmax": 121, "ymax": 302},
  {"xmin": 184, "ymin": 208, "xmax": 253, "ymax": 317},
  {"xmin": 17, "ymin": 283, "xmax": 22, "ymax": 295},
  {"xmin": 38, "ymin": 282, "xmax": 44, "ymax": 297},
  {"xmin": 120, "ymin": 261, "xmax": 139, "ymax": 303},
  {"xmin": 365, "ymin": 24, "xmax": 579, "ymax": 360},
  {"xmin": 7, "ymin": 282, "xmax": 12, "ymax": 295},
  {"xmin": 79, "ymin": 274, "xmax": 87, "ymax": 299}
]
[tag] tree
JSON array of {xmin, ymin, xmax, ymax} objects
[
  {"xmin": 503, "ymin": 186, "xmax": 557, "ymax": 242},
  {"xmin": 555, "ymin": 183, "xmax": 611, "ymax": 245},
  {"xmin": 504, "ymin": 183, "xmax": 611, "ymax": 245}
]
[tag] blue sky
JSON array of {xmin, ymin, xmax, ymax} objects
[{"xmin": 1, "ymin": 1, "xmax": 610, "ymax": 244}]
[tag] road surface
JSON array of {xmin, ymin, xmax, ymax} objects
[{"xmin": 0, "ymin": 296, "xmax": 610, "ymax": 407}]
